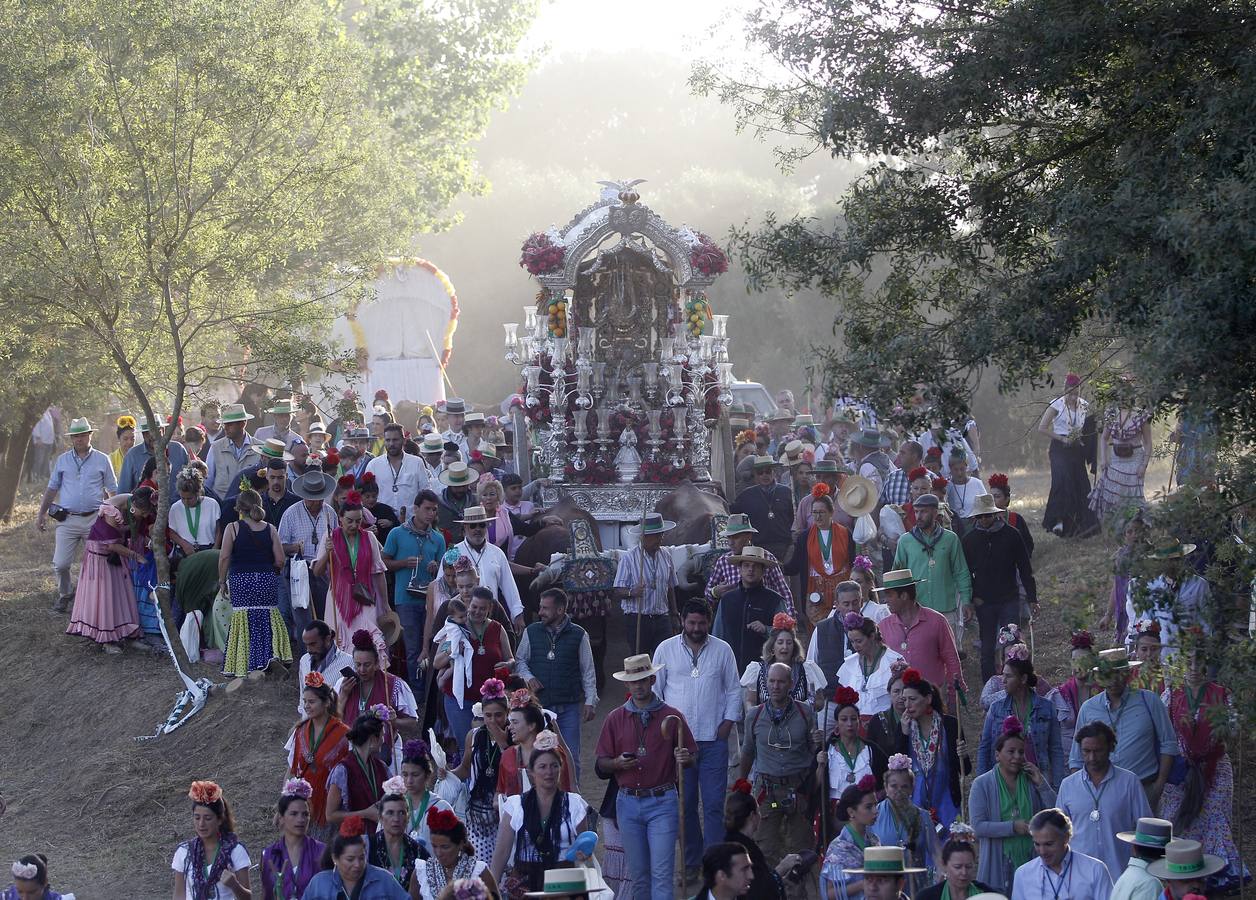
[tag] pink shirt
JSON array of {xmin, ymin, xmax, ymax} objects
[{"xmin": 878, "ymin": 605, "xmax": 964, "ymax": 695}]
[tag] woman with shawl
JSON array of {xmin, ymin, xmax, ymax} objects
[
  {"xmin": 313, "ymin": 490, "xmax": 392, "ymax": 665},
  {"xmin": 782, "ymin": 493, "xmax": 854, "ymax": 630}
]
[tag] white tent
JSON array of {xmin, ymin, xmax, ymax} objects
[{"xmin": 327, "ymin": 259, "xmax": 459, "ymax": 404}]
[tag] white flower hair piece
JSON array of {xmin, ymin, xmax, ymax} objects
[
  {"xmin": 1005, "ymin": 643, "xmax": 1031, "ymax": 661},
  {"xmin": 533, "ymin": 730, "xmax": 559, "ymax": 752},
  {"xmin": 281, "ymin": 778, "xmax": 313, "ymax": 800},
  {"xmin": 11, "ymin": 862, "xmax": 38, "ymax": 880},
  {"xmin": 887, "ymin": 753, "xmax": 912, "ymax": 771},
  {"xmin": 382, "ymin": 775, "xmax": 407, "ymax": 796}
]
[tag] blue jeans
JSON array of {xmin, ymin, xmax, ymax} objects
[
  {"xmin": 683, "ymin": 738, "xmax": 730, "ymax": 868},
  {"xmin": 395, "ymin": 602, "xmax": 426, "ymax": 690},
  {"xmin": 550, "ymin": 702, "xmax": 583, "ymax": 782},
  {"xmin": 617, "ymin": 787, "xmax": 680, "ymax": 900},
  {"xmin": 443, "ymin": 694, "xmax": 475, "ymax": 747}
]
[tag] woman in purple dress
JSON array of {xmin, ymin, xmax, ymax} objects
[
  {"xmin": 4, "ymin": 853, "xmax": 70, "ymax": 899},
  {"xmin": 260, "ymin": 779, "xmax": 326, "ymax": 900}
]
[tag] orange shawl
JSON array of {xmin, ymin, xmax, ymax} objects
[{"xmin": 805, "ymin": 524, "xmax": 852, "ymax": 625}]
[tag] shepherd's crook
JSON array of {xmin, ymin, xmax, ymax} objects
[{"xmin": 662, "ymin": 714, "xmax": 687, "ymax": 890}]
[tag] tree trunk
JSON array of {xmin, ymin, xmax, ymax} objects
[
  {"xmin": 0, "ymin": 404, "xmax": 45, "ymax": 521},
  {"xmin": 148, "ymin": 424, "xmax": 195, "ymax": 673}
]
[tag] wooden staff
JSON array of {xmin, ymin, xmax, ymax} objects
[
  {"xmin": 818, "ymin": 689, "xmax": 830, "ymax": 851},
  {"xmin": 662, "ymin": 713, "xmax": 686, "ymax": 885},
  {"xmin": 635, "ymin": 499, "xmax": 647, "ymax": 654}
]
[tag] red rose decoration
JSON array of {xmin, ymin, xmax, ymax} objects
[
  {"xmin": 902, "ymin": 668, "xmax": 922, "ymax": 686},
  {"xmin": 337, "ymin": 474, "xmax": 356, "ymax": 489},
  {"xmin": 988, "ymin": 472, "xmax": 1010, "ymax": 492},
  {"xmin": 339, "ymin": 815, "xmax": 367, "ymax": 837},
  {"xmin": 731, "ymin": 779, "xmax": 753, "ymax": 795},
  {"xmin": 908, "ymin": 466, "xmax": 929, "ymax": 481},
  {"xmin": 304, "ymin": 671, "xmax": 326, "ymax": 688},
  {"xmin": 772, "ymin": 613, "xmax": 797, "ymax": 632},
  {"xmin": 856, "ymin": 774, "xmax": 877, "ymax": 792},
  {"xmin": 427, "ymin": 807, "xmax": 460, "ymax": 832},
  {"xmin": 833, "ymin": 685, "xmax": 861, "ymax": 708},
  {"xmin": 811, "ymin": 483, "xmax": 831, "ymax": 499}
]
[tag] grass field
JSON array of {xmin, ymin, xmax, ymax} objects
[{"xmin": 2, "ymin": 459, "xmax": 1250, "ymax": 896}]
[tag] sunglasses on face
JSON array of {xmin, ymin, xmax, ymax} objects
[{"xmin": 466, "ymin": 523, "xmax": 487, "ymax": 531}]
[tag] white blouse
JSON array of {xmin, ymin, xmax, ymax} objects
[
  {"xmin": 1048, "ymin": 396, "xmax": 1088, "ymax": 437},
  {"xmin": 740, "ymin": 658, "xmax": 829, "ymax": 698},
  {"xmin": 499, "ymin": 792, "xmax": 590, "ymax": 867},
  {"xmin": 170, "ymin": 497, "xmax": 221, "ymax": 547},
  {"xmin": 835, "ymin": 648, "xmax": 905, "ymax": 716},
  {"xmin": 171, "ymin": 841, "xmax": 250, "ymax": 900},
  {"xmin": 826, "ymin": 741, "xmax": 876, "ymax": 798}
]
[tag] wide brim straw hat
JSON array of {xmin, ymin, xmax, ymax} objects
[
  {"xmin": 727, "ymin": 545, "xmax": 780, "ymax": 568},
  {"xmin": 612, "ymin": 653, "xmax": 663, "ymax": 682},
  {"xmin": 842, "ymin": 846, "xmax": 926, "ymax": 875},
  {"xmin": 839, "ymin": 474, "xmax": 879, "ymax": 518}
]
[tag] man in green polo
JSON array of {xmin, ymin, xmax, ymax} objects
[{"xmin": 891, "ymin": 494, "xmax": 972, "ymax": 633}]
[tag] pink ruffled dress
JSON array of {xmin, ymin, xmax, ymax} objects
[{"xmin": 66, "ymin": 501, "xmax": 141, "ymax": 643}]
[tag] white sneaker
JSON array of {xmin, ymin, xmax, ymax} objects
[{"xmin": 1052, "ymin": 522, "xmax": 1064, "ymax": 535}]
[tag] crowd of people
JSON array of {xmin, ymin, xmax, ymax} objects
[{"xmin": 16, "ymin": 378, "xmax": 1243, "ymax": 900}]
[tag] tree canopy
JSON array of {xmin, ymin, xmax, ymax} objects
[{"xmin": 694, "ymin": 0, "xmax": 1256, "ymax": 438}]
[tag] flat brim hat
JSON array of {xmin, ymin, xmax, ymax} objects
[
  {"xmin": 267, "ymin": 398, "xmax": 297, "ymax": 415},
  {"xmin": 628, "ymin": 512, "xmax": 676, "ymax": 536},
  {"xmin": 793, "ymin": 414, "xmax": 815, "ymax": 428},
  {"xmin": 778, "ymin": 439, "xmax": 808, "ymax": 466},
  {"xmin": 347, "ymin": 427, "xmax": 371, "ymax": 440},
  {"xmin": 138, "ymin": 415, "xmax": 171, "ymax": 432},
  {"xmin": 444, "ymin": 398, "xmax": 467, "ymax": 415},
  {"xmin": 768, "ymin": 408, "xmax": 793, "ymax": 422},
  {"xmin": 420, "ymin": 434, "xmax": 445, "ymax": 453},
  {"xmin": 306, "ymin": 420, "xmax": 328, "ymax": 436},
  {"xmin": 1093, "ymin": 646, "xmax": 1142, "ymax": 673},
  {"xmin": 259, "ymin": 438, "xmax": 294, "ymax": 462},
  {"xmin": 377, "ymin": 610, "xmax": 403, "ymax": 646},
  {"xmin": 1148, "ymin": 541, "xmax": 1197, "ymax": 560},
  {"xmin": 291, "ymin": 470, "xmax": 336, "ymax": 501},
  {"xmin": 832, "ymin": 410, "xmax": 858, "ymax": 425},
  {"xmin": 456, "ymin": 504, "xmax": 493, "ymax": 525},
  {"xmin": 728, "ymin": 545, "xmax": 780, "ymax": 568},
  {"xmin": 220, "ymin": 403, "xmax": 254, "ymax": 423},
  {"xmin": 873, "ymin": 569, "xmax": 924, "ymax": 592},
  {"xmin": 969, "ymin": 894, "xmax": 1009, "ymax": 900},
  {"xmin": 751, "ymin": 454, "xmax": 779, "ymax": 469},
  {"xmin": 842, "ymin": 846, "xmax": 925, "ymax": 876},
  {"xmin": 476, "ymin": 441, "xmax": 498, "ymax": 460},
  {"xmin": 439, "ymin": 462, "xmax": 476, "ymax": 488},
  {"xmin": 1147, "ymin": 840, "xmax": 1227, "ymax": 880},
  {"xmin": 524, "ymin": 865, "xmax": 609, "ymax": 897},
  {"xmin": 814, "ymin": 459, "xmax": 841, "ymax": 474},
  {"xmin": 464, "ymin": 412, "xmax": 486, "ymax": 425},
  {"xmin": 67, "ymin": 417, "xmax": 95, "ymax": 435},
  {"xmin": 613, "ymin": 653, "xmax": 664, "ymax": 682},
  {"xmin": 850, "ymin": 428, "xmax": 886, "ymax": 449},
  {"xmin": 839, "ymin": 474, "xmax": 879, "ymax": 518},
  {"xmin": 970, "ymin": 493, "xmax": 1001, "ymax": 517},
  {"xmin": 1117, "ymin": 817, "xmax": 1174, "ymax": 850},
  {"xmin": 722, "ymin": 513, "xmax": 759, "ymax": 537}
]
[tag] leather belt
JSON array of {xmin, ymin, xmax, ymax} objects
[
  {"xmin": 70, "ymin": 510, "xmax": 98, "ymax": 516},
  {"xmin": 620, "ymin": 784, "xmax": 676, "ymax": 798}
]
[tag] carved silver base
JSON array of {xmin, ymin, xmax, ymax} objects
[{"xmin": 540, "ymin": 481, "xmax": 721, "ymax": 521}]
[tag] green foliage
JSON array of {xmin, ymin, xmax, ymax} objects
[{"xmin": 696, "ymin": 0, "xmax": 1256, "ymax": 435}]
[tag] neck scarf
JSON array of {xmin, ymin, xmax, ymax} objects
[
  {"xmin": 330, "ymin": 526, "xmax": 375, "ymax": 627},
  {"xmin": 909, "ymin": 712, "xmax": 941, "ymax": 774},
  {"xmin": 521, "ymin": 788, "xmax": 568, "ymax": 868},
  {"xmin": 622, "ymin": 694, "xmax": 664, "ymax": 728},
  {"xmin": 997, "ymin": 770, "xmax": 1035, "ymax": 868},
  {"xmin": 186, "ymin": 832, "xmax": 240, "ymax": 900},
  {"xmin": 909, "ymin": 524, "xmax": 943, "ymax": 555}
]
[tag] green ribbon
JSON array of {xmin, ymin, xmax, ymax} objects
[
  {"xmin": 1134, "ymin": 832, "xmax": 1170, "ymax": 846},
  {"xmin": 1168, "ymin": 860, "xmax": 1204, "ymax": 874},
  {"xmin": 541, "ymin": 880, "xmax": 588, "ymax": 891},
  {"xmin": 862, "ymin": 860, "xmax": 906, "ymax": 872}
]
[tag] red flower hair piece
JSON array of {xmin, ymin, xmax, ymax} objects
[
  {"xmin": 359, "ymin": 471, "xmax": 376, "ymax": 485},
  {"xmin": 508, "ymin": 688, "xmax": 534, "ymax": 710},
  {"xmin": 1000, "ymin": 715, "xmax": 1024, "ymax": 738},
  {"xmin": 427, "ymin": 807, "xmax": 460, "ymax": 832},
  {"xmin": 731, "ymin": 778, "xmax": 753, "ymax": 795},
  {"xmin": 304, "ymin": 671, "xmax": 326, "ymax": 689},
  {"xmin": 926, "ymin": 446, "xmax": 943, "ymax": 458},
  {"xmin": 833, "ymin": 685, "xmax": 860, "ymax": 708},
  {"xmin": 988, "ymin": 472, "xmax": 1010, "ymax": 492},
  {"xmin": 771, "ymin": 612, "xmax": 797, "ymax": 632},
  {"xmin": 931, "ymin": 476, "xmax": 949, "ymax": 489},
  {"xmin": 901, "ymin": 668, "xmax": 922, "ymax": 686},
  {"xmin": 856, "ymin": 774, "xmax": 877, "ymax": 793},
  {"xmin": 323, "ymin": 449, "xmax": 340, "ymax": 468},
  {"xmin": 374, "ymin": 389, "xmax": 389, "ymax": 401},
  {"xmin": 1070, "ymin": 629, "xmax": 1094, "ymax": 650},
  {"xmin": 811, "ymin": 482, "xmax": 831, "ymax": 499},
  {"xmin": 187, "ymin": 780, "xmax": 223, "ymax": 805},
  {"xmin": 339, "ymin": 815, "xmax": 367, "ymax": 838},
  {"xmin": 337, "ymin": 474, "xmax": 356, "ymax": 489},
  {"xmin": 351, "ymin": 629, "xmax": 375, "ymax": 652},
  {"xmin": 343, "ymin": 489, "xmax": 363, "ymax": 508},
  {"xmin": 908, "ymin": 466, "xmax": 929, "ymax": 481}
]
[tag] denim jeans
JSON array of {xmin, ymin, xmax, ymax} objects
[
  {"xmin": 395, "ymin": 602, "xmax": 426, "ymax": 690},
  {"xmin": 550, "ymin": 702, "xmax": 583, "ymax": 782},
  {"xmin": 683, "ymin": 738, "xmax": 730, "ymax": 868},
  {"xmin": 443, "ymin": 693, "xmax": 475, "ymax": 747},
  {"xmin": 616, "ymin": 787, "xmax": 680, "ymax": 900}
]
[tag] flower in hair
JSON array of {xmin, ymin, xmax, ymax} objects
[
  {"xmin": 852, "ymin": 555, "xmax": 874, "ymax": 572},
  {"xmin": 907, "ymin": 466, "xmax": 929, "ymax": 482},
  {"xmin": 1134, "ymin": 619, "xmax": 1161, "ymax": 637},
  {"xmin": 533, "ymin": 730, "xmax": 559, "ymax": 751},
  {"xmin": 11, "ymin": 862, "xmax": 38, "ymax": 880},
  {"xmin": 508, "ymin": 688, "xmax": 534, "ymax": 710},
  {"xmin": 443, "ymin": 548, "xmax": 462, "ymax": 566},
  {"xmin": 1005, "ymin": 643, "xmax": 1030, "ymax": 661},
  {"xmin": 369, "ymin": 703, "xmax": 392, "ymax": 722},
  {"xmin": 480, "ymin": 678, "xmax": 507, "ymax": 701},
  {"xmin": 901, "ymin": 668, "xmax": 922, "ymax": 686},
  {"xmin": 339, "ymin": 815, "xmax": 367, "ymax": 838},
  {"xmin": 403, "ymin": 738, "xmax": 431, "ymax": 760},
  {"xmin": 1070, "ymin": 629, "xmax": 1094, "ymax": 650},
  {"xmin": 889, "ymin": 658, "xmax": 908, "ymax": 676},
  {"xmin": 382, "ymin": 775, "xmax": 407, "ymax": 795},
  {"xmin": 856, "ymin": 774, "xmax": 877, "ymax": 792},
  {"xmin": 188, "ymin": 780, "xmax": 223, "ymax": 805},
  {"xmin": 360, "ymin": 471, "xmax": 377, "ymax": 485},
  {"xmin": 427, "ymin": 807, "xmax": 460, "ymax": 832},
  {"xmin": 351, "ymin": 629, "xmax": 375, "ymax": 652},
  {"xmin": 282, "ymin": 778, "xmax": 313, "ymax": 800},
  {"xmin": 988, "ymin": 472, "xmax": 1010, "ymax": 492},
  {"xmin": 887, "ymin": 753, "xmax": 912, "ymax": 771},
  {"xmin": 949, "ymin": 821, "xmax": 976, "ymax": 841},
  {"xmin": 1000, "ymin": 715, "xmax": 1024, "ymax": 738},
  {"xmin": 842, "ymin": 611, "xmax": 864, "ymax": 630},
  {"xmin": 772, "ymin": 612, "xmax": 796, "ymax": 631},
  {"xmin": 344, "ymin": 489, "xmax": 363, "ymax": 507},
  {"xmin": 932, "ymin": 476, "xmax": 949, "ymax": 489},
  {"xmin": 811, "ymin": 482, "xmax": 831, "ymax": 499},
  {"xmin": 833, "ymin": 685, "xmax": 860, "ymax": 708},
  {"xmin": 303, "ymin": 671, "xmax": 325, "ymax": 689},
  {"xmin": 337, "ymin": 474, "xmax": 356, "ymax": 489},
  {"xmin": 997, "ymin": 623, "xmax": 1021, "ymax": 645},
  {"xmin": 731, "ymin": 778, "xmax": 753, "ymax": 795},
  {"xmin": 452, "ymin": 878, "xmax": 490, "ymax": 900},
  {"xmin": 116, "ymin": 414, "xmax": 137, "ymax": 430},
  {"xmin": 926, "ymin": 446, "xmax": 943, "ymax": 458},
  {"xmin": 324, "ymin": 449, "xmax": 340, "ymax": 468}
]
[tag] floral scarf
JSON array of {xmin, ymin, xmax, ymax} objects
[
  {"xmin": 909, "ymin": 712, "xmax": 941, "ymax": 775},
  {"xmin": 185, "ymin": 833, "xmax": 240, "ymax": 900}
]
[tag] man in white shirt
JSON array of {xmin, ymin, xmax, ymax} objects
[
  {"xmin": 255, "ymin": 397, "xmax": 303, "ymax": 450},
  {"xmin": 654, "ymin": 599, "xmax": 742, "ymax": 886},
  {"xmin": 454, "ymin": 505, "xmax": 524, "ymax": 632},
  {"xmin": 365, "ymin": 422, "xmax": 427, "ymax": 521},
  {"xmin": 295, "ymin": 620, "xmax": 353, "ymax": 718},
  {"xmin": 1011, "ymin": 808, "xmax": 1114, "ymax": 900},
  {"xmin": 945, "ymin": 448, "xmax": 987, "ymax": 525},
  {"xmin": 442, "ymin": 397, "xmax": 469, "ymax": 458},
  {"xmin": 614, "ymin": 513, "xmax": 679, "ymax": 656},
  {"xmin": 416, "ymin": 432, "xmax": 445, "ymax": 485}
]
